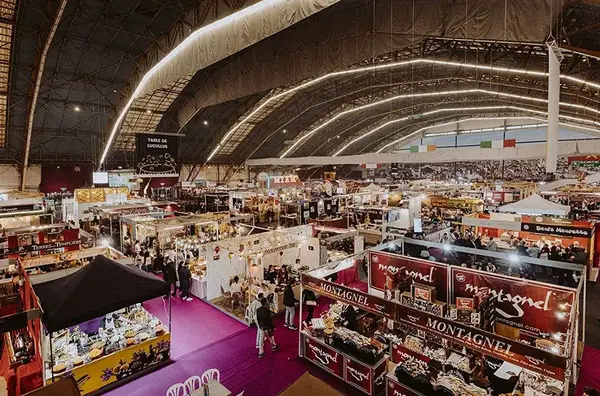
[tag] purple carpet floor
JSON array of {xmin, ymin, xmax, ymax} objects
[
  {"xmin": 141, "ymin": 295, "xmax": 247, "ymax": 359},
  {"xmin": 575, "ymin": 346, "xmax": 600, "ymax": 395},
  {"xmin": 103, "ymin": 282, "xmax": 369, "ymax": 395}
]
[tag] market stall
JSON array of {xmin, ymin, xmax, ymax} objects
[
  {"xmin": 0, "ymin": 224, "xmax": 81, "ymax": 259},
  {"xmin": 300, "ymin": 246, "xmax": 581, "ymax": 396},
  {"xmin": 202, "ymin": 226, "xmax": 319, "ymax": 323},
  {"xmin": 33, "ymin": 255, "xmax": 170, "ymax": 395},
  {"xmin": 0, "ymin": 198, "xmax": 49, "ymax": 230},
  {"xmin": 497, "ymin": 193, "xmax": 570, "ymax": 216}
]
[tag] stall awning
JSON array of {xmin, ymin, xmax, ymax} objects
[
  {"xmin": 33, "ymin": 255, "xmax": 169, "ymax": 332},
  {"xmin": 497, "ymin": 193, "xmax": 570, "ymax": 216}
]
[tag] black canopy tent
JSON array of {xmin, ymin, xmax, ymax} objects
[{"xmin": 33, "ymin": 255, "xmax": 169, "ymax": 332}]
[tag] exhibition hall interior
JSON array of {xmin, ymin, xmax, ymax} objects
[{"xmin": 2, "ymin": 0, "xmax": 600, "ymax": 395}]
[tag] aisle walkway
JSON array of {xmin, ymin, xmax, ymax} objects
[{"xmin": 104, "ymin": 295, "xmax": 356, "ymax": 396}]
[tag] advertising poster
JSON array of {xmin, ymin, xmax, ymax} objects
[
  {"xmin": 452, "ymin": 267, "xmax": 575, "ymax": 337},
  {"xmin": 345, "ymin": 357, "xmax": 372, "ymax": 393},
  {"xmin": 387, "ymin": 377, "xmax": 425, "ymax": 396},
  {"xmin": 135, "ymin": 133, "xmax": 179, "ymax": 177},
  {"xmin": 369, "ymin": 252, "xmax": 449, "ymax": 302}
]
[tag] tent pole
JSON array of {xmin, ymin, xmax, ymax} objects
[
  {"xmin": 50, "ymin": 333, "xmax": 54, "ymax": 383},
  {"xmin": 169, "ymin": 294, "xmax": 172, "ymax": 334}
]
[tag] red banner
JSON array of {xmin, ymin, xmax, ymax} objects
[
  {"xmin": 391, "ymin": 343, "xmax": 431, "ymax": 365},
  {"xmin": 346, "ymin": 357, "xmax": 372, "ymax": 393},
  {"xmin": 387, "ymin": 378, "xmax": 424, "ymax": 396},
  {"xmin": 369, "ymin": 252, "xmax": 449, "ymax": 302},
  {"xmin": 302, "ymin": 274, "xmax": 397, "ymax": 320},
  {"xmin": 452, "ymin": 267, "xmax": 575, "ymax": 337},
  {"xmin": 303, "ymin": 336, "xmax": 344, "ymax": 378}
]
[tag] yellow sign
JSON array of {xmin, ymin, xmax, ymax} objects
[{"xmin": 47, "ymin": 333, "xmax": 170, "ymax": 395}]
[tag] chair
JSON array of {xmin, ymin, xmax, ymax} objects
[
  {"xmin": 244, "ymin": 305, "xmax": 252, "ymax": 324},
  {"xmin": 184, "ymin": 376, "xmax": 202, "ymax": 395},
  {"xmin": 201, "ymin": 368, "xmax": 220, "ymax": 384},
  {"xmin": 166, "ymin": 383, "xmax": 186, "ymax": 396},
  {"xmin": 220, "ymin": 285, "xmax": 233, "ymax": 309}
]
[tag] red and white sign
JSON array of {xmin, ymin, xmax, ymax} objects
[
  {"xmin": 456, "ymin": 297, "xmax": 475, "ymax": 310},
  {"xmin": 452, "ymin": 267, "xmax": 575, "ymax": 337},
  {"xmin": 391, "ymin": 343, "xmax": 430, "ymax": 365},
  {"xmin": 370, "ymin": 252, "xmax": 449, "ymax": 302},
  {"xmin": 346, "ymin": 357, "xmax": 371, "ymax": 393},
  {"xmin": 304, "ymin": 336, "xmax": 344, "ymax": 378},
  {"xmin": 387, "ymin": 378, "xmax": 423, "ymax": 396}
]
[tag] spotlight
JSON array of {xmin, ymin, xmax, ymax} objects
[
  {"xmin": 443, "ymin": 244, "xmax": 451, "ymax": 252},
  {"xmin": 282, "ymin": 129, "xmax": 287, "ymax": 133},
  {"xmin": 74, "ymin": 106, "xmax": 81, "ymax": 112},
  {"xmin": 203, "ymin": 120, "xmax": 209, "ymax": 126},
  {"xmin": 508, "ymin": 254, "xmax": 519, "ymax": 263}
]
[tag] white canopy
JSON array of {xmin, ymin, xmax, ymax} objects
[
  {"xmin": 497, "ymin": 194, "xmax": 570, "ymax": 216},
  {"xmin": 361, "ymin": 183, "xmax": 385, "ymax": 192}
]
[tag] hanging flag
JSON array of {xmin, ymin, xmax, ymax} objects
[
  {"xmin": 409, "ymin": 145, "xmax": 436, "ymax": 153},
  {"xmin": 480, "ymin": 139, "xmax": 516, "ymax": 148}
]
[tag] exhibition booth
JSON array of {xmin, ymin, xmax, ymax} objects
[
  {"xmin": 32, "ymin": 255, "xmax": 170, "ymax": 395},
  {"xmin": 0, "ymin": 225, "xmax": 81, "ymax": 259},
  {"xmin": 0, "ymin": 198, "xmax": 49, "ymax": 230},
  {"xmin": 200, "ymin": 225, "xmax": 319, "ymax": 323},
  {"xmin": 300, "ymin": 245, "xmax": 581, "ymax": 396}
]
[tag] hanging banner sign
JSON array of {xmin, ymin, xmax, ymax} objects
[
  {"xmin": 369, "ymin": 252, "xmax": 449, "ymax": 302},
  {"xmin": 302, "ymin": 274, "xmax": 396, "ymax": 320},
  {"xmin": 0, "ymin": 204, "xmax": 36, "ymax": 214},
  {"xmin": 568, "ymin": 155, "xmax": 600, "ymax": 167},
  {"xmin": 452, "ymin": 267, "xmax": 575, "ymax": 337},
  {"xmin": 521, "ymin": 223, "xmax": 591, "ymax": 238},
  {"xmin": 303, "ymin": 336, "xmax": 344, "ymax": 378},
  {"xmin": 21, "ymin": 247, "xmax": 109, "ymax": 268},
  {"xmin": 4, "ymin": 239, "xmax": 82, "ymax": 255},
  {"xmin": 135, "ymin": 133, "xmax": 179, "ymax": 178}
]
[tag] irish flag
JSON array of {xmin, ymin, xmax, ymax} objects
[
  {"xmin": 480, "ymin": 139, "xmax": 516, "ymax": 148},
  {"xmin": 409, "ymin": 145, "xmax": 436, "ymax": 153}
]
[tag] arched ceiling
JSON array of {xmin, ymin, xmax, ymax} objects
[{"xmin": 4, "ymin": 0, "xmax": 600, "ymax": 170}]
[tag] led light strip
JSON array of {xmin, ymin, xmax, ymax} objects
[
  {"xmin": 333, "ymin": 109, "xmax": 535, "ymax": 156},
  {"xmin": 203, "ymin": 57, "xmax": 600, "ymax": 162},
  {"xmin": 98, "ymin": 0, "xmax": 310, "ymax": 167},
  {"xmin": 375, "ymin": 107, "xmax": 600, "ymax": 153},
  {"xmin": 294, "ymin": 89, "xmax": 600, "ymax": 158}
]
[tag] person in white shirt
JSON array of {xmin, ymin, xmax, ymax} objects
[
  {"xmin": 230, "ymin": 276, "xmax": 242, "ymax": 294},
  {"xmin": 167, "ymin": 248, "xmax": 176, "ymax": 263}
]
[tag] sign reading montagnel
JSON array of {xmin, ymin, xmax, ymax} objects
[{"xmin": 135, "ymin": 133, "xmax": 179, "ymax": 178}]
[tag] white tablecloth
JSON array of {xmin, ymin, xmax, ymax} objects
[{"xmin": 190, "ymin": 277, "xmax": 207, "ymax": 300}]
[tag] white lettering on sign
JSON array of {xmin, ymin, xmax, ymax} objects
[
  {"xmin": 308, "ymin": 343, "xmax": 338, "ymax": 366},
  {"xmin": 321, "ymin": 283, "xmax": 369, "ymax": 306},
  {"xmin": 146, "ymin": 137, "xmax": 168, "ymax": 149},
  {"xmin": 464, "ymin": 284, "xmax": 552, "ymax": 319},
  {"xmin": 378, "ymin": 263, "xmax": 436, "ymax": 283},
  {"xmin": 426, "ymin": 318, "xmax": 515, "ymax": 357},
  {"xmin": 347, "ymin": 365, "xmax": 369, "ymax": 382}
]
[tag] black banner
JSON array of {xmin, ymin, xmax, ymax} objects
[
  {"xmin": 0, "ymin": 205, "xmax": 35, "ymax": 214},
  {"xmin": 135, "ymin": 133, "xmax": 179, "ymax": 177},
  {"xmin": 521, "ymin": 222, "xmax": 591, "ymax": 238}
]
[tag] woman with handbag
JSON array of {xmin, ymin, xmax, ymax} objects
[{"xmin": 256, "ymin": 298, "xmax": 280, "ymax": 358}]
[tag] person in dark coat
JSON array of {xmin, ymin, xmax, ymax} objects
[
  {"xmin": 178, "ymin": 261, "xmax": 192, "ymax": 301},
  {"xmin": 341, "ymin": 304, "xmax": 358, "ymax": 331},
  {"xmin": 302, "ymin": 289, "xmax": 317, "ymax": 326},
  {"xmin": 164, "ymin": 260, "xmax": 177, "ymax": 296},
  {"xmin": 256, "ymin": 298, "xmax": 280, "ymax": 358},
  {"xmin": 283, "ymin": 281, "xmax": 298, "ymax": 330}
]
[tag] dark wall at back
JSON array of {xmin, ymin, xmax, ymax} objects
[{"xmin": 40, "ymin": 164, "xmax": 93, "ymax": 193}]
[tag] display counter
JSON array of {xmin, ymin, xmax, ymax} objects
[
  {"xmin": 302, "ymin": 333, "xmax": 387, "ymax": 395},
  {"xmin": 45, "ymin": 331, "xmax": 170, "ymax": 395}
]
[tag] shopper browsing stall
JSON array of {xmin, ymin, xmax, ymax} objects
[
  {"xmin": 283, "ymin": 280, "xmax": 299, "ymax": 330},
  {"xmin": 178, "ymin": 261, "xmax": 192, "ymax": 301}
]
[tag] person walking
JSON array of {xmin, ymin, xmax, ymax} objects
[
  {"xmin": 283, "ymin": 281, "xmax": 298, "ymax": 330},
  {"xmin": 165, "ymin": 260, "xmax": 178, "ymax": 297},
  {"xmin": 256, "ymin": 298, "xmax": 280, "ymax": 358},
  {"xmin": 486, "ymin": 237, "xmax": 497, "ymax": 252},
  {"xmin": 249, "ymin": 293, "xmax": 264, "ymax": 349},
  {"xmin": 178, "ymin": 261, "xmax": 192, "ymax": 301},
  {"xmin": 302, "ymin": 289, "xmax": 317, "ymax": 326}
]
